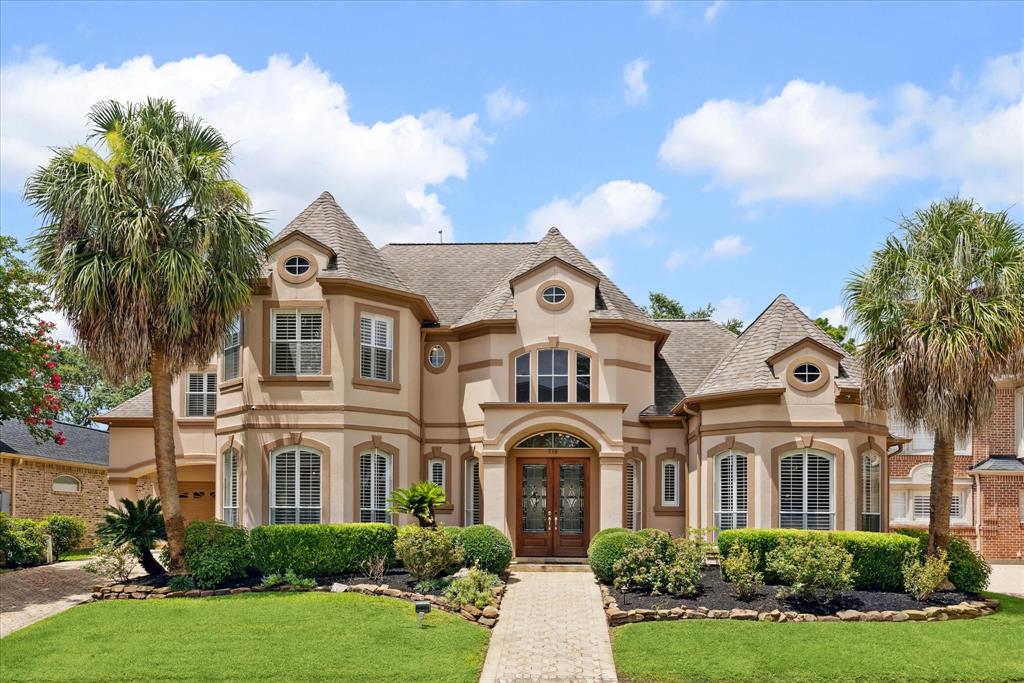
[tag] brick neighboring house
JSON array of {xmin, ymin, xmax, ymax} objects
[
  {"xmin": 889, "ymin": 379, "xmax": 1024, "ymax": 561},
  {"xmin": 0, "ymin": 419, "xmax": 110, "ymax": 536}
]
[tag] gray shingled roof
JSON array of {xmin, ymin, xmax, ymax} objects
[
  {"xmin": 642, "ymin": 320, "xmax": 739, "ymax": 416},
  {"xmin": 270, "ymin": 192, "xmax": 413, "ymax": 294},
  {"xmin": 969, "ymin": 456, "xmax": 1024, "ymax": 472},
  {"xmin": 379, "ymin": 242, "xmax": 535, "ymax": 325},
  {"xmin": 95, "ymin": 388, "xmax": 152, "ymax": 421},
  {"xmin": 0, "ymin": 419, "xmax": 108, "ymax": 467},
  {"xmin": 687, "ymin": 294, "xmax": 861, "ymax": 402}
]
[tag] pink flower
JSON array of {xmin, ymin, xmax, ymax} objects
[
  {"xmin": 55, "ymin": 433, "xmax": 66, "ymax": 446},
  {"xmin": 46, "ymin": 419, "xmax": 53, "ymax": 427},
  {"xmin": 32, "ymin": 405, "xmax": 40, "ymax": 415},
  {"xmin": 46, "ymin": 361, "xmax": 56, "ymax": 369}
]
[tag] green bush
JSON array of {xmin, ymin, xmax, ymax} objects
[
  {"xmin": 262, "ymin": 569, "xmax": 315, "ymax": 591},
  {"xmin": 444, "ymin": 564, "xmax": 500, "ymax": 609},
  {"xmin": 84, "ymin": 542, "xmax": 138, "ymax": 582},
  {"xmin": 895, "ymin": 529, "xmax": 991, "ymax": 593},
  {"xmin": 720, "ymin": 545, "xmax": 763, "ymax": 599},
  {"xmin": 612, "ymin": 532, "xmax": 704, "ymax": 597},
  {"xmin": 766, "ymin": 536, "xmax": 856, "ymax": 600},
  {"xmin": 168, "ymin": 575, "xmax": 196, "ymax": 592},
  {"xmin": 0, "ymin": 513, "xmax": 48, "ymax": 567},
  {"xmin": 394, "ymin": 526, "xmax": 464, "ymax": 582},
  {"xmin": 44, "ymin": 514, "xmax": 87, "ymax": 560},
  {"xmin": 454, "ymin": 525, "xmax": 513, "ymax": 574},
  {"xmin": 588, "ymin": 530, "xmax": 644, "ymax": 583},
  {"xmin": 250, "ymin": 523, "xmax": 397, "ymax": 578},
  {"xmin": 184, "ymin": 520, "xmax": 252, "ymax": 588},
  {"xmin": 591, "ymin": 527, "xmax": 630, "ymax": 544},
  {"xmin": 717, "ymin": 529, "xmax": 918, "ymax": 591},
  {"xmin": 903, "ymin": 550, "xmax": 950, "ymax": 600}
]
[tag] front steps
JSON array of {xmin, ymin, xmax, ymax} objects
[{"xmin": 512, "ymin": 557, "xmax": 591, "ymax": 572}]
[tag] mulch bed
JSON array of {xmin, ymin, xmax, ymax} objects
[{"xmin": 604, "ymin": 567, "xmax": 976, "ymax": 616}]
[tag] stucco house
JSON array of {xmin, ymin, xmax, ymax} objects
[{"xmin": 95, "ymin": 192, "xmax": 1022, "ymax": 561}]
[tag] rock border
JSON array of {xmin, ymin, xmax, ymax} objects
[
  {"xmin": 92, "ymin": 580, "xmax": 505, "ymax": 629},
  {"xmin": 599, "ymin": 584, "xmax": 999, "ymax": 626}
]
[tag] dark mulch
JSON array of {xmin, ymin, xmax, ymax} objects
[{"xmin": 605, "ymin": 567, "xmax": 977, "ymax": 616}]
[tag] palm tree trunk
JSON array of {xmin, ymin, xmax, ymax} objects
[
  {"xmin": 928, "ymin": 431, "xmax": 955, "ymax": 556},
  {"xmin": 151, "ymin": 345, "xmax": 187, "ymax": 573}
]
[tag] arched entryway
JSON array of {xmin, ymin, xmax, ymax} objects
[{"xmin": 508, "ymin": 431, "xmax": 597, "ymax": 558}]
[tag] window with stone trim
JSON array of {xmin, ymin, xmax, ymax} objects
[
  {"xmin": 360, "ymin": 448, "xmax": 392, "ymax": 523},
  {"xmin": 715, "ymin": 451, "xmax": 747, "ymax": 531},
  {"xmin": 222, "ymin": 448, "xmax": 240, "ymax": 525},
  {"xmin": 861, "ymin": 453, "xmax": 881, "ymax": 532},
  {"xmin": 269, "ymin": 447, "xmax": 321, "ymax": 524},
  {"xmin": 779, "ymin": 449, "xmax": 834, "ymax": 530},
  {"xmin": 661, "ymin": 459, "xmax": 680, "ymax": 506},
  {"xmin": 427, "ymin": 458, "xmax": 446, "ymax": 492},
  {"xmin": 271, "ymin": 309, "xmax": 322, "ymax": 375}
]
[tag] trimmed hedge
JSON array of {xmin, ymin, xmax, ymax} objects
[
  {"xmin": 588, "ymin": 530, "xmax": 644, "ymax": 583},
  {"xmin": 717, "ymin": 529, "xmax": 919, "ymax": 591},
  {"xmin": 184, "ymin": 521, "xmax": 253, "ymax": 588},
  {"xmin": 590, "ymin": 527, "xmax": 630, "ymax": 544},
  {"xmin": 250, "ymin": 523, "xmax": 397, "ymax": 578},
  {"xmin": 895, "ymin": 528, "xmax": 991, "ymax": 593},
  {"xmin": 455, "ymin": 525, "xmax": 513, "ymax": 574},
  {"xmin": 0, "ymin": 513, "xmax": 48, "ymax": 567}
]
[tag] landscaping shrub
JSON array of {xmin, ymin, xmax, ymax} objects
[
  {"xmin": 168, "ymin": 575, "xmax": 196, "ymax": 592},
  {"xmin": 44, "ymin": 514, "xmax": 87, "ymax": 560},
  {"xmin": 588, "ymin": 530, "xmax": 644, "ymax": 584},
  {"xmin": 896, "ymin": 529, "xmax": 991, "ymax": 593},
  {"xmin": 612, "ymin": 532, "xmax": 704, "ymax": 597},
  {"xmin": 590, "ymin": 527, "xmax": 629, "ymax": 544},
  {"xmin": 262, "ymin": 569, "xmax": 315, "ymax": 591},
  {"xmin": 250, "ymin": 523, "xmax": 397, "ymax": 578},
  {"xmin": 636, "ymin": 527, "xmax": 671, "ymax": 541},
  {"xmin": 454, "ymin": 525, "xmax": 513, "ymax": 574},
  {"xmin": 184, "ymin": 520, "xmax": 252, "ymax": 589},
  {"xmin": 766, "ymin": 536, "xmax": 856, "ymax": 600},
  {"xmin": 0, "ymin": 513, "xmax": 48, "ymax": 567},
  {"xmin": 84, "ymin": 542, "xmax": 138, "ymax": 582},
  {"xmin": 393, "ymin": 525, "xmax": 464, "ymax": 582},
  {"xmin": 903, "ymin": 549, "xmax": 950, "ymax": 600},
  {"xmin": 720, "ymin": 545, "xmax": 763, "ymax": 599},
  {"xmin": 444, "ymin": 564, "xmax": 500, "ymax": 609},
  {"xmin": 718, "ymin": 529, "xmax": 918, "ymax": 591}
]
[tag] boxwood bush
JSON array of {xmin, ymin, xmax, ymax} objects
[
  {"xmin": 717, "ymin": 529, "xmax": 919, "ymax": 591},
  {"xmin": 895, "ymin": 528, "xmax": 990, "ymax": 593},
  {"xmin": 250, "ymin": 523, "xmax": 397, "ymax": 578},
  {"xmin": 588, "ymin": 530, "xmax": 644, "ymax": 583},
  {"xmin": 590, "ymin": 527, "xmax": 629, "ymax": 544},
  {"xmin": 455, "ymin": 525, "xmax": 513, "ymax": 574},
  {"xmin": 44, "ymin": 514, "xmax": 87, "ymax": 560},
  {"xmin": 0, "ymin": 513, "xmax": 48, "ymax": 567},
  {"xmin": 184, "ymin": 520, "xmax": 253, "ymax": 588}
]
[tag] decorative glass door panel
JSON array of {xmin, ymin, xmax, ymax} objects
[
  {"xmin": 515, "ymin": 457, "xmax": 590, "ymax": 557},
  {"xmin": 559, "ymin": 464, "xmax": 584, "ymax": 533},
  {"xmin": 521, "ymin": 464, "xmax": 548, "ymax": 533}
]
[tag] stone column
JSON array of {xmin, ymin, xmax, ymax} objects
[
  {"xmin": 480, "ymin": 450, "xmax": 508, "ymax": 536},
  {"xmin": 599, "ymin": 452, "xmax": 624, "ymax": 529}
]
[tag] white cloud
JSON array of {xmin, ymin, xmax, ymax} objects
[
  {"xmin": 0, "ymin": 52, "xmax": 487, "ymax": 242},
  {"xmin": 590, "ymin": 255, "xmax": 615, "ymax": 276},
  {"xmin": 707, "ymin": 234, "xmax": 750, "ymax": 259},
  {"xmin": 659, "ymin": 50, "xmax": 1023, "ymax": 206},
  {"xmin": 664, "ymin": 249, "xmax": 693, "ymax": 271},
  {"xmin": 816, "ymin": 304, "xmax": 847, "ymax": 326},
  {"xmin": 645, "ymin": 0, "xmax": 668, "ymax": 16},
  {"xmin": 713, "ymin": 295, "xmax": 747, "ymax": 323},
  {"xmin": 485, "ymin": 86, "xmax": 528, "ymax": 122},
  {"xmin": 624, "ymin": 59, "xmax": 650, "ymax": 106},
  {"xmin": 40, "ymin": 309, "xmax": 76, "ymax": 343},
  {"xmin": 523, "ymin": 180, "xmax": 664, "ymax": 251},
  {"xmin": 704, "ymin": 1, "xmax": 726, "ymax": 24}
]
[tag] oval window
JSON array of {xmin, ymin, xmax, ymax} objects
[
  {"xmin": 793, "ymin": 363, "xmax": 822, "ymax": 384},
  {"xmin": 542, "ymin": 285, "xmax": 566, "ymax": 304},
  {"xmin": 284, "ymin": 255, "xmax": 310, "ymax": 276},
  {"xmin": 427, "ymin": 344, "xmax": 447, "ymax": 369}
]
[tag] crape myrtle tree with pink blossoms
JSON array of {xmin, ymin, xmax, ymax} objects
[{"xmin": 0, "ymin": 235, "xmax": 65, "ymax": 445}]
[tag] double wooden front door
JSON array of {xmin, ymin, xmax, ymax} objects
[{"xmin": 515, "ymin": 457, "xmax": 590, "ymax": 557}]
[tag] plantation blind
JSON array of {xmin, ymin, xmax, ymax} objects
[
  {"xmin": 359, "ymin": 314, "xmax": 393, "ymax": 382},
  {"xmin": 714, "ymin": 452, "xmax": 748, "ymax": 531},
  {"xmin": 222, "ymin": 316, "xmax": 241, "ymax": 380},
  {"xmin": 271, "ymin": 309, "xmax": 322, "ymax": 375},
  {"xmin": 270, "ymin": 448, "xmax": 321, "ymax": 524},
  {"xmin": 661, "ymin": 460, "xmax": 679, "ymax": 506},
  {"xmin": 222, "ymin": 448, "xmax": 239, "ymax": 526},
  {"xmin": 861, "ymin": 454, "xmax": 881, "ymax": 531},
  {"xmin": 779, "ymin": 449, "xmax": 834, "ymax": 530},
  {"xmin": 359, "ymin": 449, "xmax": 392, "ymax": 523},
  {"xmin": 624, "ymin": 460, "xmax": 641, "ymax": 531},
  {"xmin": 428, "ymin": 459, "xmax": 445, "ymax": 490},
  {"xmin": 185, "ymin": 372, "xmax": 217, "ymax": 417},
  {"xmin": 464, "ymin": 458, "xmax": 481, "ymax": 525}
]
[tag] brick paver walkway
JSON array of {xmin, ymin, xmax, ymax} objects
[
  {"xmin": 0, "ymin": 560, "xmax": 98, "ymax": 637},
  {"xmin": 480, "ymin": 569, "xmax": 617, "ymax": 682}
]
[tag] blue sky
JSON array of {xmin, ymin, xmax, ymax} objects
[{"xmin": 2, "ymin": 1, "xmax": 1021, "ymax": 335}]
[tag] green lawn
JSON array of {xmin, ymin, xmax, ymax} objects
[
  {"xmin": 60, "ymin": 549, "xmax": 95, "ymax": 561},
  {"xmin": 613, "ymin": 593, "xmax": 1024, "ymax": 682},
  {"xmin": 2, "ymin": 592, "xmax": 489, "ymax": 682}
]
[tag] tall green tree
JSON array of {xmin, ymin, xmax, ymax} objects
[
  {"xmin": 845, "ymin": 198, "xmax": 1024, "ymax": 555},
  {"xmin": 814, "ymin": 316, "xmax": 857, "ymax": 354},
  {"xmin": 25, "ymin": 99, "xmax": 270, "ymax": 572},
  {"xmin": 54, "ymin": 343, "xmax": 151, "ymax": 426},
  {"xmin": 645, "ymin": 291, "xmax": 743, "ymax": 334}
]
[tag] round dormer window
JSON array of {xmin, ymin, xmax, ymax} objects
[
  {"xmin": 542, "ymin": 285, "xmax": 566, "ymax": 304},
  {"xmin": 793, "ymin": 363, "xmax": 822, "ymax": 384},
  {"xmin": 284, "ymin": 255, "xmax": 310, "ymax": 276}
]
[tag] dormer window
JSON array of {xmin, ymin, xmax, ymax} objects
[
  {"xmin": 284, "ymin": 255, "xmax": 310, "ymax": 276},
  {"xmin": 786, "ymin": 356, "xmax": 830, "ymax": 391},
  {"xmin": 793, "ymin": 363, "xmax": 821, "ymax": 384},
  {"xmin": 542, "ymin": 285, "xmax": 566, "ymax": 304},
  {"xmin": 536, "ymin": 280, "xmax": 573, "ymax": 310}
]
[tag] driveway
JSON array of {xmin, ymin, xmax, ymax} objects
[
  {"xmin": 0, "ymin": 560, "xmax": 99, "ymax": 637},
  {"xmin": 989, "ymin": 562, "xmax": 1024, "ymax": 597}
]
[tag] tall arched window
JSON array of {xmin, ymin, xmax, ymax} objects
[
  {"xmin": 624, "ymin": 458, "xmax": 642, "ymax": 531},
  {"xmin": 714, "ymin": 451, "xmax": 748, "ymax": 531},
  {"xmin": 360, "ymin": 448, "xmax": 392, "ymax": 523},
  {"xmin": 270, "ymin": 446, "xmax": 321, "ymax": 524},
  {"xmin": 861, "ymin": 453, "xmax": 881, "ymax": 531},
  {"xmin": 222, "ymin": 448, "xmax": 240, "ymax": 526},
  {"xmin": 779, "ymin": 449, "xmax": 834, "ymax": 530}
]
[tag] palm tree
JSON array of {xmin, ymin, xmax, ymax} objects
[
  {"xmin": 388, "ymin": 481, "xmax": 447, "ymax": 527},
  {"xmin": 845, "ymin": 198, "xmax": 1024, "ymax": 555},
  {"xmin": 25, "ymin": 99, "xmax": 270, "ymax": 572},
  {"xmin": 97, "ymin": 497, "xmax": 167, "ymax": 576}
]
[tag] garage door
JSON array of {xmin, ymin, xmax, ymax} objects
[{"xmin": 178, "ymin": 481, "xmax": 216, "ymax": 524}]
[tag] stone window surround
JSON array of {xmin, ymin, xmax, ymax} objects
[
  {"xmin": 769, "ymin": 438, "xmax": 846, "ymax": 530},
  {"xmin": 621, "ymin": 446, "xmax": 647, "ymax": 529},
  {"xmin": 260, "ymin": 434, "xmax": 331, "ymax": 524},
  {"xmin": 353, "ymin": 302, "xmax": 401, "ymax": 393},
  {"xmin": 219, "ymin": 438, "xmax": 246, "ymax": 525},
  {"xmin": 421, "ymin": 446, "xmax": 454, "ymax": 512},
  {"xmin": 351, "ymin": 436, "xmax": 400, "ymax": 523},
  {"xmin": 785, "ymin": 355, "xmax": 831, "ymax": 392},
  {"xmin": 655, "ymin": 447, "xmax": 685, "ymax": 516},
  {"xmin": 260, "ymin": 300, "xmax": 332, "ymax": 383},
  {"xmin": 705, "ymin": 438, "xmax": 756, "ymax": 530},
  {"xmin": 854, "ymin": 438, "xmax": 888, "ymax": 532},
  {"xmin": 507, "ymin": 338, "xmax": 598, "ymax": 403}
]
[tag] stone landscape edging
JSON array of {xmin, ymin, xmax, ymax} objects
[
  {"xmin": 599, "ymin": 584, "xmax": 1000, "ymax": 625},
  {"xmin": 91, "ymin": 579, "xmax": 505, "ymax": 629}
]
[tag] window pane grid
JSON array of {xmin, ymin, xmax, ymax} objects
[
  {"xmin": 359, "ymin": 314, "xmax": 393, "ymax": 382},
  {"xmin": 576, "ymin": 353, "xmax": 591, "ymax": 403},
  {"xmin": 359, "ymin": 449, "xmax": 392, "ymax": 523},
  {"xmin": 185, "ymin": 372, "xmax": 217, "ymax": 417},
  {"xmin": 515, "ymin": 353, "xmax": 531, "ymax": 403},
  {"xmin": 537, "ymin": 349, "xmax": 569, "ymax": 403},
  {"xmin": 779, "ymin": 450, "xmax": 834, "ymax": 530},
  {"xmin": 464, "ymin": 459, "xmax": 481, "ymax": 525},
  {"xmin": 272, "ymin": 310, "xmax": 321, "ymax": 376},
  {"xmin": 270, "ymin": 448, "xmax": 320, "ymax": 524},
  {"xmin": 223, "ymin": 317, "xmax": 241, "ymax": 380},
  {"xmin": 715, "ymin": 452, "xmax": 748, "ymax": 532}
]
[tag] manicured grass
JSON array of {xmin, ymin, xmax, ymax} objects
[
  {"xmin": 60, "ymin": 549, "xmax": 95, "ymax": 561},
  {"xmin": 2, "ymin": 591, "xmax": 489, "ymax": 682},
  {"xmin": 612, "ymin": 592, "xmax": 1024, "ymax": 682}
]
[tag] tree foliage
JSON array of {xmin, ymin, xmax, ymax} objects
[
  {"xmin": 0, "ymin": 236, "xmax": 64, "ymax": 444},
  {"xmin": 644, "ymin": 291, "xmax": 743, "ymax": 334},
  {"xmin": 388, "ymin": 481, "xmax": 447, "ymax": 527},
  {"xmin": 54, "ymin": 343, "xmax": 151, "ymax": 426},
  {"xmin": 97, "ymin": 497, "xmax": 167, "ymax": 576},
  {"xmin": 814, "ymin": 316, "xmax": 856, "ymax": 353}
]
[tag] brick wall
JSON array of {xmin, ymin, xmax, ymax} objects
[
  {"xmin": 978, "ymin": 476, "xmax": 1024, "ymax": 561},
  {"xmin": 0, "ymin": 456, "xmax": 109, "ymax": 538}
]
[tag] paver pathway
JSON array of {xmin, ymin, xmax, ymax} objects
[
  {"xmin": 0, "ymin": 560, "xmax": 98, "ymax": 637},
  {"xmin": 480, "ymin": 569, "xmax": 617, "ymax": 682}
]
